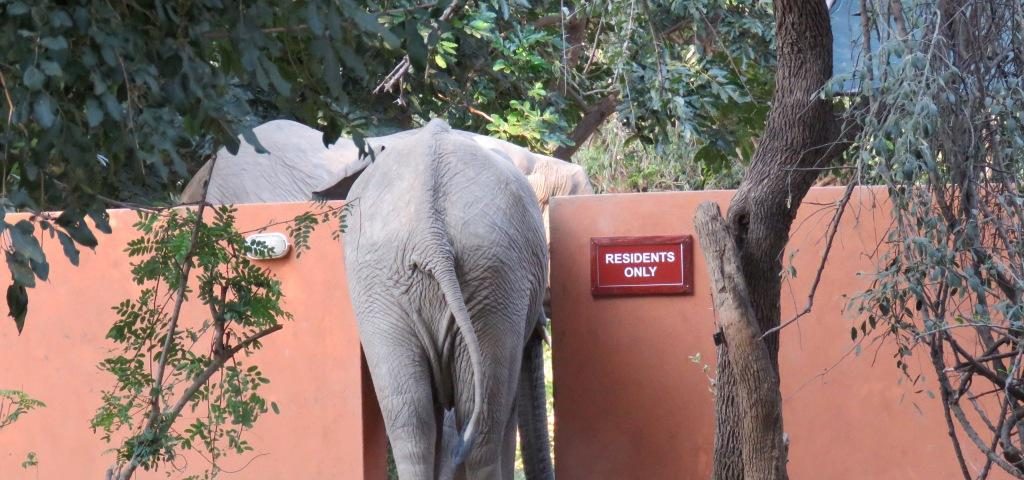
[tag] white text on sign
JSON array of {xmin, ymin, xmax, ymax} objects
[{"xmin": 603, "ymin": 252, "xmax": 676, "ymax": 264}]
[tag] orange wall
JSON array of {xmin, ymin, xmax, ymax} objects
[
  {"xmin": 0, "ymin": 203, "xmax": 386, "ymax": 479},
  {"xmin": 549, "ymin": 187, "xmax": 1009, "ymax": 479},
  {"xmin": 2, "ymin": 190, "xmax": 1010, "ymax": 479}
]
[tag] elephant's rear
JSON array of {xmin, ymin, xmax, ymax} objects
[
  {"xmin": 345, "ymin": 118, "xmax": 549, "ymax": 371},
  {"xmin": 437, "ymin": 130, "xmax": 549, "ymax": 317},
  {"xmin": 342, "ymin": 119, "xmax": 550, "ymax": 479},
  {"xmin": 345, "ymin": 119, "xmax": 547, "ymax": 321}
]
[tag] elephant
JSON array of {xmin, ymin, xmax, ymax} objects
[
  {"xmin": 179, "ymin": 119, "xmax": 594, "ymax": 247},
  {"xmin": 342, "ymin": 119, "xmax": 550, "ymax": 479},
  {"xmin": 180, "ymin": 119, "xmax": 364, "ymax": 205},
  {"xmin": 179, "ymin": 119, "xmax": 563, "ymax": 478}
]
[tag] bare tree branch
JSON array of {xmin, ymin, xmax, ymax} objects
[
  {"xmin": 761, "ymin": 180, "xmax": 856, "ymax": 339},
  {"xmin": 373, "ymin": 1, "xmax": 463, "ymax": 95}
]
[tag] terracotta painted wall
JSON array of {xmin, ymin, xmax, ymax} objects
[
  {"xmin": 0, "ymin": 203, "xmax": 386, "ymax": 479},
  {"xmin": 549, "ymin": 187, "xmax": 1010, "ymax": 480},
  {"xmin": 1, "ymin": 190, "xmax": 1010, "ymax": 479}
]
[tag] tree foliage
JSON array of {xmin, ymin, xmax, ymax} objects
[
  {"xmin": 576, "ymin": 118, "xmax": 745, "ymax": 192},
  {"xmin": 0, "ymin": 388, "xmax": 44, "ymax": 429},
  {"xmin": 0, "ymin": 0, "xmax": 776, "ymax": 331},
  {"xmin": 846, "ymin": 0, "xmax": 1024, "ymax": 477},
  {"xmin": 594, "ymin": 0, "xmax": 775, "ymax": 167},
  {"xmin": 93, "ymin": 205, "xmax": 289, "ymax": 479},
  {"xmin": 0, "ymin": 0, "xmax": 373, "ymax": 330}
]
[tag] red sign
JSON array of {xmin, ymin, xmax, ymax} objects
[{"xmin": 590, "ymin": 235, "xmax": 694, "ymax": 297}]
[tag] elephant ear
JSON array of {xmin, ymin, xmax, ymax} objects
[
  {"xmin": 312, "ymin": 138, "xmax": 376, "ymax": 200},
  {"xmin": 312, "ymin": 163, "xmax": 367, "ymax": 200}
]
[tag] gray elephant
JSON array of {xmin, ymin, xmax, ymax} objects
[
  {"xmin": 343, "ymin": 119, "xmax": 549, "ymax": 479},
  {"xmin": 179, "ymin": 119, "xmax": 594, "ymax": 246},
  {"xmin": 179, "ymin": 119, "xmax": 560, "ymax": 478},
  {"xmin": 181, "ymin": 119, "xmax": 590, "ymax": 315},
  {"xmin": 180, "ymin": 119, "xmax": 365, "ymax": 204}
]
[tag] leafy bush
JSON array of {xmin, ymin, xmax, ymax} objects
[
  {"xmin": 577, "ymin": 118, "xmax": 744, "ymax": 193},
  {"xmin": 93, "ymin": 204, "xmax": 291, "ymax": 479},
  {"xmin": 0, "ymin": 389, "xmax": 45, "ymax": 429}
]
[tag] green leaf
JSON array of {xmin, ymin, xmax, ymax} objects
[
  {"xmin": 405, "ymin": 20, "xmax": 428, "ymax": 70},
  {"xmin": 341, "ymin": 1, "xmax": 401, "ymax": 50},
  {"xmin": 29, "ymin": 258, "xmax": 49, "ymax": 282},
  {"xmin": 57, "ymin": 231, "xmax": 80, "ymax": 266},
  {"xmin": 217, "ymin": 119, "xmax": 242, "ymax": 155},
  {"xmin": 23, "ymin": 66, "xmax": 45, "ymax": 90},
  {"xmin": 40, "ymin": 36, "xmax": 68, "ymax": 50},
  {"xmin": 6, "ymin": 253, "xmax": 35, "ymax": 288},
  {"xmin": 32, "ymin": 94, "xmax": 56, "ymax": 129},
  {"xmin": 6, "ymin": 2, "xmax": 29, "ymax": 15},
  {"xmin": 306, "ymin": 3, "xmax": 325, "ymax": 35},
  {"xmin": 336, "ymin": 45, "xmax": 367, "ymax": 80},
  {"xmin": 10, "ymin": 221, "xmax": 44, "ymax": 263},
  {"xmin": 261, "ymin": 57, "xmax": 291, "ymax": 96},
  {"xmin": 86, "ymin": 98, "xmax": 103, "ymax": 127},
  {"xmin": 101, "ymin": 92, "xmax": 122, "ymax": 121},
  {"xmin": 271, "ymin": 401, "xmax": 280, "ymax": 414},
  {"xmin": 322, "ymin": 119, "xmax": 342, "ymax": 148},
  {"xmin": 434, "ymin": 55, "xmax": 447, "ymax": 69},
  {"xmin": 40, "ymin": 60, "xmax": 63, "ymax": 77},
  {"xmin": 50, "ymin": 10, "xmax": 73, "ymax": 28},
  {"xmin": 8, "ymin": 284, "xmax": 28, "ymax": 334}
]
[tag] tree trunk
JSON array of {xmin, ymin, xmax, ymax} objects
[
  {"xmin": 696, "ymin": 202, "xmax": 787, "ymax": 480},
  {"xmin": 704, "ymin": 0, "xmax": 844, "ymax": 478}
]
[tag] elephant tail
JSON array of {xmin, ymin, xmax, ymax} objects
[
  {"xmin": 429, "ymin": 255, "xmax": 484, "ymax": 466},
  {"xmin": 518, "ymin": 315, "xmax": 554, "ymax": 480}
]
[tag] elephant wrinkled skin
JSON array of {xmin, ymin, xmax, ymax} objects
[{"xmin": 343, "ymin": 119, "xmax": 549, "ymax": 479}]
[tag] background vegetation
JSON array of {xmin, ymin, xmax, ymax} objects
[
  {"xmin": 7, "ymin": 0, "xmax": 1024, "ymax": 478},
  {"xmin": 0, "ymin": 0, "xmax": 776, "ymax": 329}
]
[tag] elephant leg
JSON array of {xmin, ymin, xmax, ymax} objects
[
  {"xmin": 451, "ymin": 329, "xmax": 523, "ymax": 479},
  {"xmin": 363, "ymin": 335, "xmax": 439, "ymax": 480},
  {"xmin": 516, "ymin": 325, "xmax": 554, "ymax": 480}
]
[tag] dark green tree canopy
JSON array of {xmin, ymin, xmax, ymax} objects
[{"xmin": 1, "ymin": 0, "xmax": 775, "ymax": 331}]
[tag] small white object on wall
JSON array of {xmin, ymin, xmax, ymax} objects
[{"xmin": 244, "ymin": 232, "xmax": 291, "ymax": 260}]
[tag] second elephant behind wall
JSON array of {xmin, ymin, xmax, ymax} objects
[{"xmin": 179, "ymin": 119, "xmax": 595, "ymax": 248}]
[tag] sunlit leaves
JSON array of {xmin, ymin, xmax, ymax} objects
[
  {"xmin": 93, "ymin": 207, "xmax": 290, "ymax": 477},
  {"xmin": 0, "ymin": 389, "xmax": 46, "ymax": 429},
  {"xmin": 287, "ymin": 201, "xmax": 352, "ymax": 257}
]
